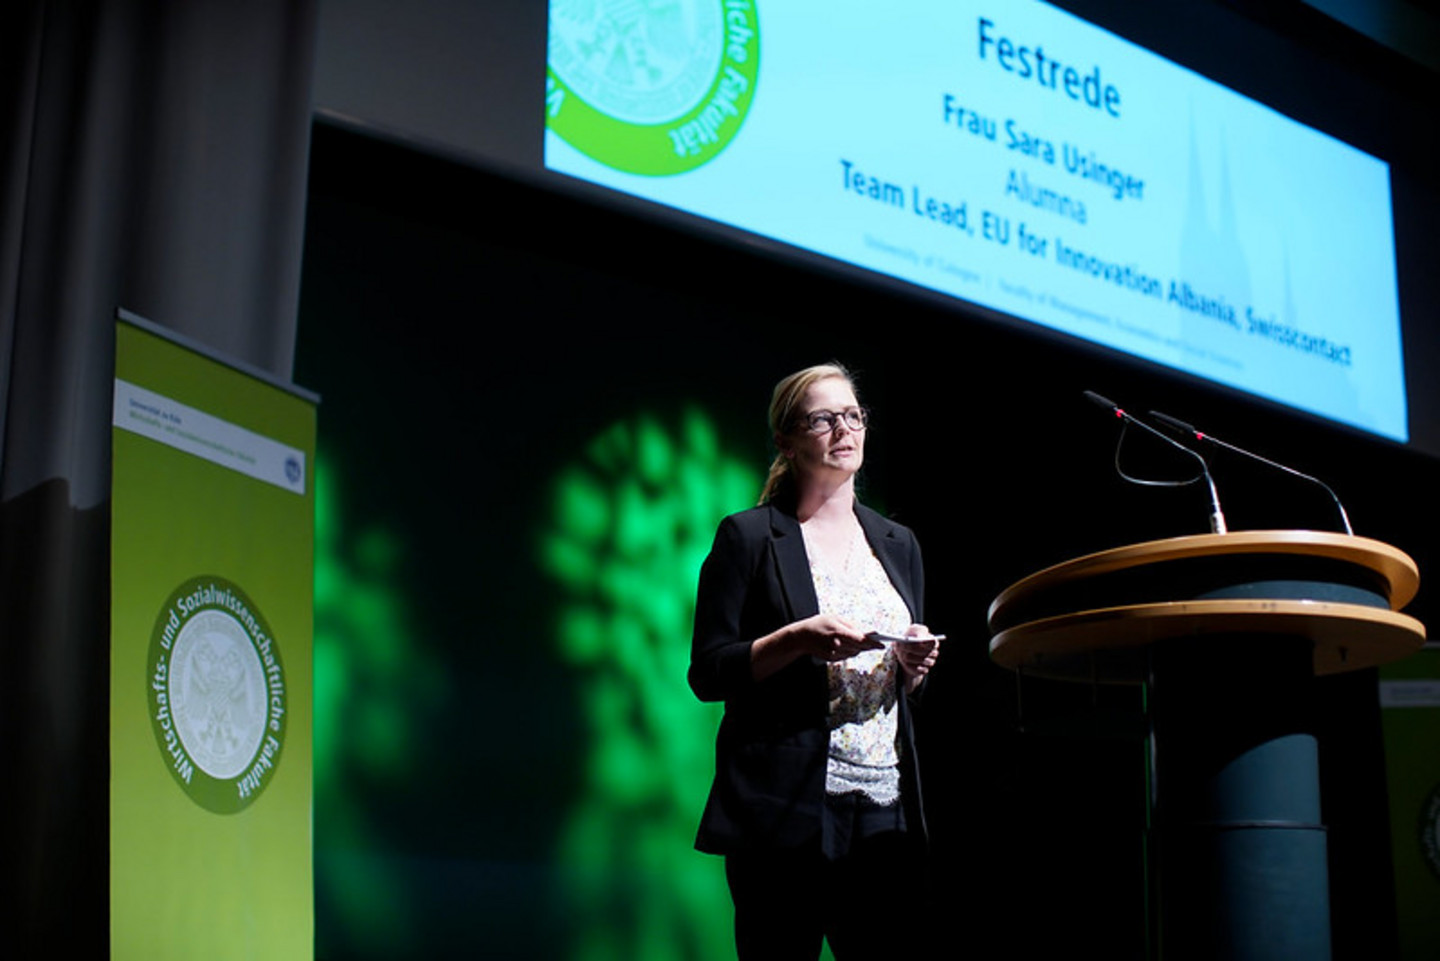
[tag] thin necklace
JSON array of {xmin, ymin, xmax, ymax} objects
[{"xmin": 805, "ymin": 521, "xmax": 865, "ymax": 582}]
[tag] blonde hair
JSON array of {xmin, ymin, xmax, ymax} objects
[{"xmin": 758, "ymin": 362, "xmax": 857, "ymax": 505}]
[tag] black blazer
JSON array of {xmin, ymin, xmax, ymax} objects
[{"xmin": 688, "ymin": 499, "xmax": 927, "ymax": 854}]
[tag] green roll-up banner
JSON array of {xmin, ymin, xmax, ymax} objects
[
  {"xmin": 111, "ymin": 314, "xmax": 316, "ymax": 959},
  {"xmin": 1382, "ymin": 649, "xmax": 1440, "ymax": 960}
]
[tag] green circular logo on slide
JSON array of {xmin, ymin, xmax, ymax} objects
[
  {"xmin": 147, "ymin": 576, "xmax": 288, "ymax": 814},
  {"xmin": 546, "ymin": 0, "xmax": 761, "ymax": 175}
]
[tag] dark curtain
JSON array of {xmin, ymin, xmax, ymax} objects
[{"xmin": 0, "ymin": 0, "xmax": 315, "ymax": 952}]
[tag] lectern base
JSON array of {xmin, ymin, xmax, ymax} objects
[{"xmin": 1151, "ymin": 636, "xmax": 1331, "ymax": 961}]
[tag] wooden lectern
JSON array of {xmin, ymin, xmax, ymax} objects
[{"xmin": 988, "ymin": 531, "xmax": 1425, "ymax": 960}]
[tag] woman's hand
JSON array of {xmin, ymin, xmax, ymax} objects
[
  {"xmin": 794, "ymin": 613, "xmax": 882, "ymax": 662},
  {"xmin": 750, "ymin": 614, "xmax": 881, "ymax": 681},
  {"xmin": 894, "ymin": 623, "xmax": 941, "ymax": 693}
]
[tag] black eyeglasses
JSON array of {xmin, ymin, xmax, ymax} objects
[{"xmin": 797, "ymin": 407, "xmax": 868, "ymax": 434}]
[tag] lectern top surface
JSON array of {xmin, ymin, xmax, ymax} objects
[{"xmin": 988, "ymin": 530, "xmax": 1419, "ymax": 630}]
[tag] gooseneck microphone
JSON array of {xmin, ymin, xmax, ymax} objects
[
  {"xmin": 1149, "ymin": 410, "xmax": 1353, "ymax": 535},
  {"xmin": 1084, "ymin": 391, "xmax": 1228, "ymax": 534}
]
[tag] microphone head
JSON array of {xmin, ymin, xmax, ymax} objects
[
  {"xmin": 1149, "ymin": 410, "xmax": 1200, "ymax": 438},
  {"xmin": 1083, "ymin": 390, "xmax": 1123, "ymax": 417}
]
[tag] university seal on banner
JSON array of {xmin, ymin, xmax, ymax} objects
[
  {"xmin": 148, "ymin": 576, "xmax": 288, "ymax": 814},
  {"xmin": 546, "ymin": 0, "xmax": 760, "ymax": 175}
]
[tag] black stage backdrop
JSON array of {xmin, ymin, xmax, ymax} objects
[{"xmin": 297, "ymin": 121, "xmax": 1434, "ymax": 960}]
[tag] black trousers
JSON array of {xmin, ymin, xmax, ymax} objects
[{"xmin": 725, "ymin": 798, "xmax": 919, "ymax": 960}]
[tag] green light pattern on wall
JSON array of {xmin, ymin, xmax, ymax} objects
[
  {"xmin": 313, "ymin": 455, "xmax": 443, "ymax": 956},
  {"xmin": 541, "ymin": 408, "xmax": 760, "ymax": 961}
]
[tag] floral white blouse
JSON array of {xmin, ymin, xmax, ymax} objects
[{"xmin": 807, "ymin": 527, "xmax": 912, "ymax": 805}]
